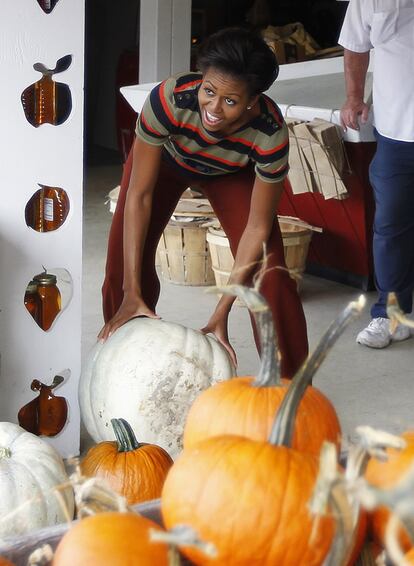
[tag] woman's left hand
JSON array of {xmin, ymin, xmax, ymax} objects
[{"xmin": 201, "ymin": 310, "xmax": 237, "ymax": 368}]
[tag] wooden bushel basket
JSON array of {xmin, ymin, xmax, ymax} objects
[
  {"xmin": 278, "ymin": 217, "xmax": 313, "ymax": 290},
  {"xmin": 107, "ymin": 187, "xmax": 216, "ymax": 286},
  {"xmin": 205, "ymin": 228, "xmax": 234, "ymax": 289},
  {"xmin": 207, "ymin": 216, "xmax": 318, "ymax": 292},
  {"xmin": 157, "ymin": 220, "xmax": 215, "ymax": 286}
]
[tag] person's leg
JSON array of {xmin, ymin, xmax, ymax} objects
[
  {"xmin": 102, "ymin": 147, "xmax": 134, "ymax": 321},
  {"xmin": 370, "ymin": 135, "xmax": 414, "ymax": 316},
  {"xmin": 102, "ymin": 147, "xmax": 188, "ymax": 320},
  {"xmin": 200, "ymin": 168, "xmax": 308, "ymax": 378},
  {"xmin": 357, "ymin": 133, "xmax": 414, "ymax": 347}
]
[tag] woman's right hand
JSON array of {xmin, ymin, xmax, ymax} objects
[
  {"xmin": 201, "ymin": 307, "xmax": 237, "ymax": 369},
  {"xmin": 98, "ymin": 292, "xmax": 160, "ymax": 343}
]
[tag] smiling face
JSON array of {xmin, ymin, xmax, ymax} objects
[{"xmin": 198, "ymin": 67, "xmax": 259, "ymax": 136}]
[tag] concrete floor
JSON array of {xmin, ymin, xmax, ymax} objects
[{"xmin": 82, "ymin": 154, "xmax": 414, "ymax": 454}]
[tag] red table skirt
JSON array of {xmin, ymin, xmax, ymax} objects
[{"xmin": 279, "ymin": 141, "xmax": 377, "ymax": 290}]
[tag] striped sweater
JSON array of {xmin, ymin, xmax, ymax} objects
[{"xmin": 136, "ymin": 72, "xmax": 289, "ymax": 183}]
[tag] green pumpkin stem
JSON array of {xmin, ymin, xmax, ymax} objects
[
  {"xmin": 269, "ymin": 295, "xmax": 366, "ymax": 447},
  {"xmin": 111, "ymin": 418, "xmax": 141, "ymax": 452},
  {"xmin": 208, "ymin": 284, "xmax": 280, "ymax": 386},
  {"xmin": 0, "ymin": 447, "xmax": 11, "ymax": 459}
]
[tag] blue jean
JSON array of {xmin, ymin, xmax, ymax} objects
[{"xmin": 370, "ymin": 131, "xmax": 414, "ymax": 318}]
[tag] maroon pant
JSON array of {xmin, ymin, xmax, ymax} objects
[{"xmin": 102, "ymin": 148, "xmax": 308, "ymax": 378}]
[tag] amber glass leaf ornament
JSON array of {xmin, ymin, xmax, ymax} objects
[
  {"xmin": 18, "ymin": 373, "xmax": 69, "ymax": 436},
  {"xmin": 21, "ymin": 55, "xmax": 72, "ymax": 127}
]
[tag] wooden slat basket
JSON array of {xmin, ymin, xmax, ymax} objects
[
  {"xmin": 107, "ymin": 187, "xmax": 216, "ymax": 286},
  {"xmin": 279, "ymin": 216, "xmax": 313, "ymax": 289},
  {"xmin": 206, "ymin": 216, "xmax": 320, "ymax": 292},
  {"xmin": 157, "ymin": 219, "xmax": 216, "ymax": 286},
  {"xmin": 156, "ymin": 195, "xmax": 217, "ymax": 286}
]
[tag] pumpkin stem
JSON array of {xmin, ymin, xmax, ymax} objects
[
  {"xmin": 208, "ymin": 284, "xmax": 281, "ymax": 386},
  {"xmin": 0, "ymin": 447, "xmax": 11, "ymax": 459},
  {"xmin": 74, "ymin": 476, "xmax": 130, "ymax": 518},
  {"xmin": 269, "ymin": 295, "xmax": 366, "ymax": 447},
  {"xmin": 320, "ymin": 428, "xmax": 409, "ymax": 566},
  {"xmin": 150, "ymin": 526, "xmax": 217, "ymax": 561},
  {"xmin": 111, "ymin": 418, "xmax": 141, "ymax": 452},
  {"xmin": 310, "ymin": 442, "xmax": 358, "ymax": 566},
  {"xmin": 346, "ymin": 426, "xmax": 407, "ymax": 482},
  {"xmin": 167, "ymin": 547, "xmax": 182, "ymax": 566},
  {"xmin": 322, "ymin": 489, "xmax": 355, "ymax": 566},
  {"xmin": 386, "ymin": 514, "xmax": 413, "ymax": 566},
  {"xmin": 27, "ymin": 543, "xmax": 54, "ymax": 565},
  {"xmin": 357, "ymin": 460, "xmax": 414, "ymax": 562},
  {"xmin": 387, "ymin": 292, "xmax": 414, "ymax": 329}
]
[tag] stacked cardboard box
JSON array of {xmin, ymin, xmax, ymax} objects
[{"xmin": 263, "ymin": 23, "xmax": 343, "ymax": 64}]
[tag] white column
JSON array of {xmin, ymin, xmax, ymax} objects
[
  {"xmin": 139, "ymin": 0, "xmax": 192, "ymax": 83},
  {"xmin": 0, "ymin": 0, "xmax": 84, "ymax": 457}
]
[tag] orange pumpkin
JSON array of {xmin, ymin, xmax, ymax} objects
[
  {"xmin": 346, "ymin": 510, "xmax": 368, "ymax": 565},
  {"xmin": 163, "ymin": 297, "xmax": 366, "ymax": 565},
  {"xmin": 405, "ymin": 547, "xmax": 414, "ymax": 564},
  {"xmin": 80, "ymin": 418, "xmax": 173, "ymax": 505},
  {"xmin": 163, "ymin": 435, "xmax": 335, "ymax": 565},
  {"xmin": 53, "ymin": 512, "xmax": 169, "ymax": 566},
  {"xmin": 365, "ymin": 431, "xmax": 414, "ymax": 552},
  {"xmin": 184, "ymin": 285, "xmax": 341, "ymax": 457}
]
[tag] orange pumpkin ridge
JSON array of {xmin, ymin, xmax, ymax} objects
[
  {"xmin": 183, "ymin": 285, "xmax": 341, "ymax": 457},
  {"xmin": 53, "ymin": 512, "xmax": 169, "ymax": 566},
  {"xmin": 80, "ymin": 418, "xmax": 173, "ymax": 505},
  {"xmin": 406, "ymin": 547, "xmax": 414, "ymax": 564},
  {"xmin": 163, "ymin": 295, "xmax": 366, "ymax": 566}
]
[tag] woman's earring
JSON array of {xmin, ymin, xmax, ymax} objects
[{"xmin": 247, "ymin": 105, "xmax": 252, "ymax": 110}]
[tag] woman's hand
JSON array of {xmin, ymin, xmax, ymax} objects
[
  {"xmin": 201, "ymin": 308, "xmax": 237, "ymax": 368},
  {"xmin": 98, "ymin": 292, "xmax": 160, "ymax": 343}
]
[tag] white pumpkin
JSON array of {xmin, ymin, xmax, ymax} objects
[
  {"xmin": 0, "ymin": 422, "xmax": 74, "ymax": 540},
  {"xmin": 79, "ymin": 318, "xmax": 234, "ymax": 458}
]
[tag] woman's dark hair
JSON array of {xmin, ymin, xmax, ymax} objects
[{"xmin": 196, "ymin": 27, "xmax": 279, "ymax": 95}]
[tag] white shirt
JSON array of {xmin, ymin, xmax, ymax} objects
[{"xmin": 339, "ymin": 0, "xmax": 414, "ymax": 141}]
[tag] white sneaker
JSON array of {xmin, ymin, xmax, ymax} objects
[{"xmin": 356, "ymin": 317, "xmax": 411, "ymax": 349}]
